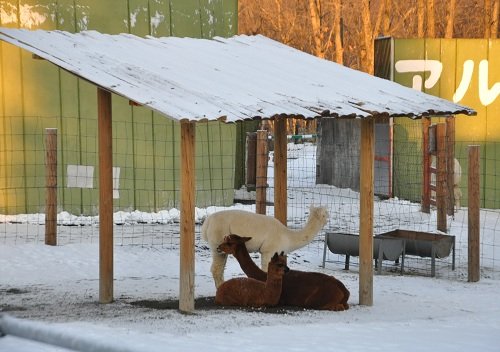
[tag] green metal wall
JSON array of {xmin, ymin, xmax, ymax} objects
[
  {"xmin": 376, "ymin": 38, "xmax": 500, "ymax": 208},
  {"xmin": 0, "ymin": 0, "xmax": 238, "ymax": 215}
]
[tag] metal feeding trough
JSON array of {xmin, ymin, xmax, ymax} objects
[
  {"xmin": 323, "ymin": 230, "xmax": 456, "ymax": 277},
  {"xmin": 322, "ymin": 232, "xmax": 405, "ymax": 274},
  {"xmin": 375, "ymin": 229, "xmax": 455, "ymax": 277}
]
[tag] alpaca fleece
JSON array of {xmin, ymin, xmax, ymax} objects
[
  {"xmin": 202, "ymin": 206, "xmax": 328, "ymax": 288},
  {"xmin": 218, "ymin": 234, "xmax": 350, "ymax": 311},
  {"xmin": 215, "ymin": 252, "xmax": 287, "ymax": 308}
]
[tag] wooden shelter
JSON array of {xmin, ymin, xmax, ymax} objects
[{"xmin": 0, "ymin": 28, "xmax": 475, "ymax": 312}]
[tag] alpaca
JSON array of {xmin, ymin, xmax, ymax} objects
[
  {"xmin": 218, "ymin": 234, "xmax": 350, "ymax": 311},
  {"xmin": 214, "ymin": 252, "xmax": 288, "ymax": 308},
  {"xmin": 201, "ymin": 205, "xmax": 329, "ymax": 288}
]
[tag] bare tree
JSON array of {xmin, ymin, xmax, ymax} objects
[
  {"xmin": 444, "ymin": 0, "xmax": 456, "ymax": 38},
  {"xmin": 491, "ymin": 0, "xmax": 500, "ymax": 38},
  {"xmin": 308, "ymin": 0, "xmax": 337, "ymax": 59},
  {"xmin": 381, "ymin": 0, "xmax": 392, "ymax": 36},
  {"xmin": 308, "ymin": 0, "xmax": 326, "ymax": 58},
  {"xmin": 239, "ymin": 0, "xmax": 492, "ymax": 71},
  {"xmin": 417, "ymin": 0, "xmax": 425, "ymax": 37},
  {"xmin": 427, "ymin": 0, "xmax": 436, "ymax": 37},
  {"xmin": 333, "ymin": 0, "xmax": 343, "ymax": 64},
  {"xmin": 485, "ymin": 0, "xmax": 492, "ymax": 38}
]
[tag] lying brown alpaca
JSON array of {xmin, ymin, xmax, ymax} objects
[
  {"xmin": 218, "ymin": 234, "xmax": 350, "ymax": 311},
  {"xmin": 215, "ymin": 252, "xmax": 288, "ymax": 308}
]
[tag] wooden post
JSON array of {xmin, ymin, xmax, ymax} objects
[
  {"xmin": 422, "ymin": 117, "xmax": 431, "ymax": 213},
  {"xmin": 245, "ymin": 132, "xmax": 257, "ymax": 191},
  {"xmin": 274, "ymin": 116, "xmax": 287, "ymax": 225},
  {"xmin": 255, "ymin": 130, "xmax": 268, "ymax": 215},
  {"xmin": 436, "ymin": 123, "xmax": 447, "ymax": 232},
  {"xmin": 468, "ymin": 145, "xmax": 480, "ymax": 282},
  {"xmin": 179, "ymin": 121, "xmax": 196, "ymax": 313},
  {"xmin": 446, "ymin": 117, "xmax": 455, "ymax": 216},
  {"xmin": 359, "ymin": 118, "xmax": 374, "ymax": 306},
  {"xmin": 45, "ymin": 128, "xmax": 57, "ymax": 246},
  {"xmin": 98, "ymin": 88, "xmax": 113, "ymax": 304}
]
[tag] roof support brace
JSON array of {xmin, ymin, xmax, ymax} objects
[
  {"xmin": 359, "ymin": 118, "xmax": 374, "ymax": 306},
  {"xmin": 274, "ymin": 116, "xmax": 288, "ymax": 225},
  {"xmin": 98, "ymin": 88, "xmax": 114, "ymax": 304},
  {"xmin": 179, "ymin": 121, "xmax": 196, "ymax": 313}
]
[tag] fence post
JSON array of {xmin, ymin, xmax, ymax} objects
[
  {"xmin": 274, "ymin": 116, "xmax": 287, "ymax": 225},
  {"xmin": 359, "ymin": 118, "xmax": 374, "ymax": 306},
  {"xmin": 436, "ymin": 123, "xmax": 447, "ymax": 232},
  {"xmin": 446, "ymin": 117, "xmax": 455, "ymax": 216},
  {"xmin": 468, "ymin": 145, "xmax": 480, "ymax": 282},
  {"xmin": 421, "ymin": 117, "xmax": 431, "ymax": 213},
  {"xmin": 97, "ymin": 87, "xmax": 114, "ymax": 304},
  {"xmin": 45, "ymin": 128, "xmax": 57, "ymax": 246},
  {"xmin": 179, "ymin": 121, "xmax": 196, "ymax": 313},
  {"xmin": 245, "ymin": 132, "xmax": 257, "ymax": 191},
  {"xmin": 255, "ymin": 130, "xmax": 268, "ymax": 215}
]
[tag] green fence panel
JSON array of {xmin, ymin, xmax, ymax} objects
[
  {"xmin": 0, "ymin": 0, "xmax": 238, "ymax": 215},
  {"xmin": 148, "ymin": 0, "xmax": 172, "ymax": 37},
  {"xmin": 381, "ymin": 38, "xmax": 500, "ymax": 209},
  {"xmin": 170, "ymin": 0, "xmax": 202, "ymax": 37}
]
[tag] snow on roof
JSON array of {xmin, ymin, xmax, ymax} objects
[{"xmin": 0, "ymin": 28, "xmax": 475, "ymax": 122}]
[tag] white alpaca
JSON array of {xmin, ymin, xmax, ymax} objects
[{"xmin": 201, "ymin": 206, "xmax": 329, "ymax": 288}]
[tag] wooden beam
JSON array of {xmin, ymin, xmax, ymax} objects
[
  {"xmin": 468, "ymin": 145, "xmax": 480, "ymax": 282},
  {"xmin": 274, "ymin": 116, "xmax": 287, "ymax": 225},
  {"xmin": 359, "ymin": 118, "xmax": 374, "ymax": 306},
  {"xmin": 179, "ymin": 121, "xmax": 196, "ymax": 313},
  {"xmin": 98, "ymin": 88, "xmax": 113, "ymax": 304},
  {"xmin": 45, "ymin": 128, "xmax": 57, "ymax": 246}
]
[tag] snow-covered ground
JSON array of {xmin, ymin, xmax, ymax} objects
[{"xmin": 1, "ymin": 143, "xmax": 499, "ymax": 351}]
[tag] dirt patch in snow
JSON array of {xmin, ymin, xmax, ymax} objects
[{"xmin": 130, "ymin": 296, "xmax": 309, "ymax": 314}]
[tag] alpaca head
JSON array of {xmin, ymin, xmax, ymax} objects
[
  {"xmin": 309, "ymin": 205, "xmax": 329, "ymax": 226},
  {"xmin": 218, "ymin": 234, "xmax": 251, "ymax": 254},
  {"xmin": 269, "ymin": 252, "xmax": 289, "ymax": 275}
]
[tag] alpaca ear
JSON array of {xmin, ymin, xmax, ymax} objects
[
  {"xmin": 243, "ymin": 237, "xmax": 252, "ymax": 242},
  {"xmin": 280, "ymin": 251, "xmax": 284, "ymax": 256}
]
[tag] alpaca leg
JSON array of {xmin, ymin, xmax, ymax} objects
[
  {"xmin": 210, "ymin": 249, "xmax": 228, "ymax": 289},
  {"xmin": 260, "ymin": 252, "xmax": 272, "ymax": 272},
  {"xmin": 454, "ymin": 186, "xmax": 462, "ymax": 210}
]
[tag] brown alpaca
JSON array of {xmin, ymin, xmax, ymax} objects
[
  {"xmin": 218, "ymin": 234, "xmax": 350, "ymax": 311},
  {"xmin": 215, "ymin": 252, "xmax": 288, "ymax": 308}
]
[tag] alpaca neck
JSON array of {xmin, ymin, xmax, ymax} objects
[
  {"xmin": 264, "ymin": 271, "xmax": 283, "ymax": 304},
  {"xmin": 234, "ymin": 245, "xmax": 267, "ymax": 281},
  {"xmin": 286, "ymin": 214, "xmax": 324, "ymax": 251}
]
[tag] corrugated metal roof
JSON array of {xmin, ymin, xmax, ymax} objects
[{"xmin": 0, "ymin": 28, "xmax": 475, "ymax": 122}]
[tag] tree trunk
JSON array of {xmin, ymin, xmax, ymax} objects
[
  {"xmin": 417, "ymin": 0, "xmax": 425, "ymax": 37},
  {"xmin": 308, "ymin": 0, "xmax": 325, "ymax": 58},
  {"xmin": 333, "ymin": 0, "xmax": 343, "ymax": 64},
  {"xmin": 491, "ymin": 0, "xmax": 499, "ymax": 38},
  {"xmin": 445, "ymin": 0, "xmax": 456, "ymax": 38},
  {"xmin": 485, "ymin": 0, "xmax": 492, "ymax": 38},
  {"xmin": 426, "ymin": 0, "xmax": 436, "ymax": 37},
  {"xmin": 360, "ymin": 0, "xmax": 374, "ymax": 74},
  {"xmin": 382, "ymin": 0, "xmax": 392, "ymax": 36}
]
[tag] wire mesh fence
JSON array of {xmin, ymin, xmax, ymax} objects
[{"xmin": 0, "ymin": 116, "xmax": 499, "ymax": 279}]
